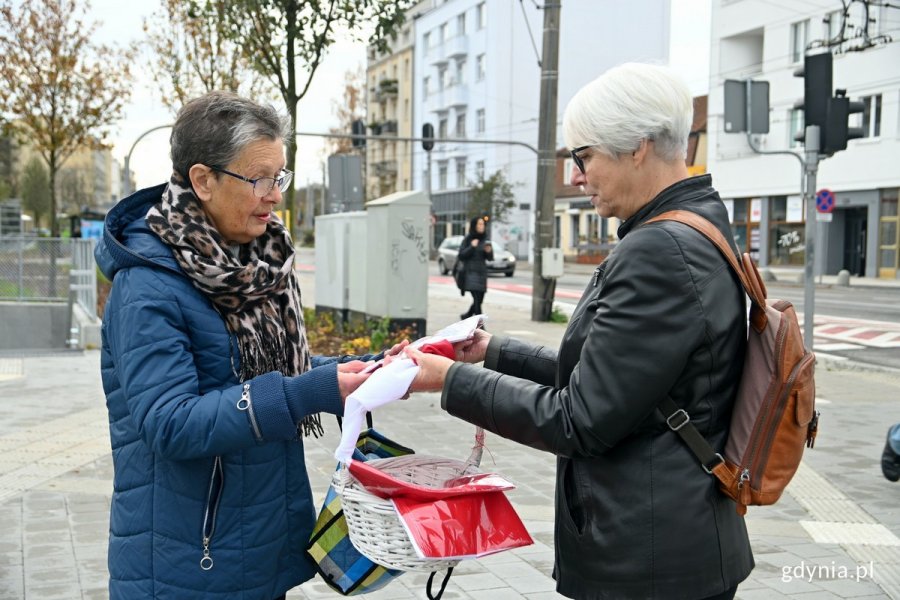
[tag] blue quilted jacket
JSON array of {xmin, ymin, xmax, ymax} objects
[{"xmin": 96, "ymin": 184, "xmax": 357, "ymax": 599}]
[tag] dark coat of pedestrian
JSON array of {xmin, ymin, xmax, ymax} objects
[
  {"xmin": 408, "ymin": 63, "xmax": 754, "ymax": 599},
  {"xmin": 458, "ymin": 216, "xmax": 493, "ymax": 318}
]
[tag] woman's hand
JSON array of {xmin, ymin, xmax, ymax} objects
[
  {"xmin": 471, "ymin": 238, "xmax": 479, "ymax": 247},
  {"xmin": 337, "ymin": 369, "xmax": 371, "ymax": 402},
  {"xmin": 406, "ymin": 346, "xmax": 454, "ymax": 393},
  {"xmin": 383, "ymin": 339, "xmax": 410, "ymax": 359},
  {"xmin": 337, "ymin": 360, "xmax": 369, "ymax": 374},
  {"xmin": 453, "ymin": 328, "xmax": 492, "ymax": 364}
]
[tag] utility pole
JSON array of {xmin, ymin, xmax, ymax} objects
[
  {"xmin": 802, "ymin": 125, "xmax": 820, "ymax": 346},
  {"xmin": 531, "ymin": 1, "xmax": 561, "ymax": 322}
]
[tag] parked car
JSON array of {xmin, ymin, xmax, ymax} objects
[{"xmin": 437, "ymin": 235, "xmax": 516, "ymax": 277}]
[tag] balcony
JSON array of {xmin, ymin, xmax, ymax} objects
[
  {"xmin": 425, "ymin": 90, "xmax": 446, "ymax": 115},
  {"xmin": 380, "ymin": 120, "xmax": 398, "ymax": 136},
  {"xmin": 444, "ymin": 83, "xmax": 469, "ymax": 109},
  {"xmin": 373, "ymin": 160, "xmax": 398, "ymax": 177},
  {"xmin": 374, "ymin": 78, "xmax": 398, "ymax": 102},
  {"xmin": 444, "ymin": 35, "xmax": 468, "ymax": 59}
]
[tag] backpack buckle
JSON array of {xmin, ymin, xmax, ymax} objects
[
  {"xmin": 666, "ymin": 409, "xmax": 690, "ymax": 431},
  {"xmin": 702, "ymin": 453, "xmax": 725, "ymax": 475}
]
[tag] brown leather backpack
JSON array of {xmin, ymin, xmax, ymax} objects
[{"xmin": 647, "ymin": 210, "xmax": 820, "ymax": 515}]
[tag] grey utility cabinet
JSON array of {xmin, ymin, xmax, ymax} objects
[
  {"xmin": 365, "ymin": 190, "xmax": 430, "ymax": 337},
  {"xmin": 314, "ymin": 211, "xmax": 367, "ymax": 323}
]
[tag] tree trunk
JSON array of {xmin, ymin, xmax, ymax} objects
[{"xmin": 48, "ymin": 155, "xmax": 59, "ymax": 297}]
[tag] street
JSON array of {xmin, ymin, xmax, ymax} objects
[{"xmin": 425, "ymin": 258, "xmax": 900, "ymax": 372}]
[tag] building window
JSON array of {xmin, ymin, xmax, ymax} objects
[
  {"xmin": 456, "ymin": 159, "xmax": 466, "ymax": 187},
  {"xmin": 790, "ymin": 20, "xmax": 808, "ymax": 63},
  {"xmin": 475, "ymin": 160, "xmax": 485, "ymax": 180},
  {"xmin": 440, "ymin": 22, "xmax": 448, "ymax": 44},
  {"xmin": 423, "ymin": 76, "xmax": 430, "ymax": 99},
  {"xmin": 438, "ymin": 163, "xmax": 448, "ymax": 190},
  {"xmin": 438, "ymin": 118, "xmax": 448, "ymax": 139},
  {"xmin": 879, "ymin": 189, "xmax": 899, "ymax": 278},
  {"xmin": 570, "ymin": 214, "xmax": 580, "ymax": 248},
  {"xmin": 860, "ymin": 94, "xmax": 882, "ymax": 138},
  {"xmin": 476, "ymin": 108, "xmax": 485, "ymax": 133},
  {"xmin": 423, "ymin": 32, "xmax": 430, "ymax": 55},
  {"xmin": 403, "ymin": 99, "xmax": 409, "ymax": 120},
  {"xmin": 440, "ymin": 67, "xmax": 451, "ymax": 90},
  {"xmin": 457, "ymin": 12, "xmax": 466, "ymax": 36},
  {"xmin": 477, "ymin": 2, "xmax": 486, "ymax": 29},
  {"xmin": 768, "ymin": 196, "xmax": 805, "ymax": 266},
  {"xmin": 455, "ymin": 58, "xmax": 466, "ymax": 85},
  {"xmin": 456, "ymin": 112, "xmax": 466, "ymax": 138},
  {"xmin": 476, "ymin": 54, "xmax": 486, "ymax": 80},
  {"xmin": 826, "ymin": 10, "xmax": 842, "ymax": 44},
  {"xmin": 789, "ymin": 108, "xmax": 804, "ymax": 148}
]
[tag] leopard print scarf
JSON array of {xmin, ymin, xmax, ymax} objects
[{"xmin": 146, "ymin": 172, "xmax": 322, "ymax": 438}]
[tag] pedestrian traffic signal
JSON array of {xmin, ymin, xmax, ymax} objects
[
  {"xmin": 822, "ymin": 90, "xmax": 865, "ymax": 155},
  {"xmin": 422, "ymin": 123, "xmax": 434, "ymax": 151}
]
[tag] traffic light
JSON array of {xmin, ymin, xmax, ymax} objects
[
  {"xmin": 351, "ymin": 119, "xmax": 366, "ymax": 148},
  {"xmin": 793, "ymin": 51, "xmax": 864, "ymax": 155},
  {"xmin": 421, "ymin": 123, "xmax": 434, "ymax": 151},
  {"xmin": 794, "ymin": 52, "xmax": 833, "ymax": 130},
  {"xmin": 822, "ymin": 90, "xmax": 865, "ymax": 155}
]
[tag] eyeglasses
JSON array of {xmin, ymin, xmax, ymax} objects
[
  {"xmin": 570, "ymin": 145, "xmax": 591, "ymax": 175},
  {"xmin": 207, "ymin": 165, "xmax": 293, "ymax": 198}
]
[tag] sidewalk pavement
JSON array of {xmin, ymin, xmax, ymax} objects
[{"xmin": 1, "ymin": 268, "xmax": 899, "ymax": 599}]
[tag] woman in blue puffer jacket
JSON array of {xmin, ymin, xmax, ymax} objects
[{"xmin": 95, "ymin": 91, "xmax": 403, "ymax": 599}]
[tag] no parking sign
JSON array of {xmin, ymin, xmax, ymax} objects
[{"xmin": 816, "ymin": 189, "xmax": 834, "ymax": 222}]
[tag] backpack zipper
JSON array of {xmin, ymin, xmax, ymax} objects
[
  {"xmin": 739, "ymin": 315, "xmax": 790, "ymax": 491},
  {"xmin": 200, "ymin": 456, "xmax": 224, "ymax": 571},
  {"xmin": 750, "ymin": 349, "xmax": 816, "ymax": 487}
]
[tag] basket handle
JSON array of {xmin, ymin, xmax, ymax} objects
[{"xmin": 464, "ymin": 427, "xmax": 485, "ymax": 469}]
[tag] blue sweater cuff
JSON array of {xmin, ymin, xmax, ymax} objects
[
  {"xmin": 249, "ymin": 372, "xmax": 296, "ymax": 441},
  {"xmin": 283, "ymin": 363, "xmax": 344, "ymax": 422}
]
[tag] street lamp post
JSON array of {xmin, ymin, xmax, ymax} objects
[{"xmin": 122, "ymin": 125, "xmax": 173, "ymax": 197}]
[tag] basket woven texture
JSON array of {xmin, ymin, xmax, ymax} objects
[{"xmin": 338, "ymin": 428, "xmax": 485, "ymax": 572}]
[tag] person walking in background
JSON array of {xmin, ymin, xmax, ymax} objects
[
  {"xmin": 458, "ymin": 216, "xmax": 493, "ymax": 319},
  {"xmin": 94, "ymin": 91, "xmax": 404, "ymax": 599},
  {"xmin": 883, "ymin": 424, "xmax": 900, "ymax": 481},
  {"xmin": 408, "ymin": 63, "xmax": 754, "ymax": 599}
]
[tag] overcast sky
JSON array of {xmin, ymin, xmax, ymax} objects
[{"xmin": 88, "ymin": 0, "xmax": 712, "ymax": 191}]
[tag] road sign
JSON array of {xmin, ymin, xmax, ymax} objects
[
  {"xmin": 816, "ymin": 212, "xmax": 833, "ymax": 222},
  {"xmin": 816, "ymin": 188, "xmax": 835, "ymax": 213}
]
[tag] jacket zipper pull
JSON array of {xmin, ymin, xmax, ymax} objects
[
  {"xmin": 591, "ymin": 266, "xmax": 602, "ymax": 288},
  {"xmin": 200, "ymin": 536, "xmax": 213, "ymax": 571}
]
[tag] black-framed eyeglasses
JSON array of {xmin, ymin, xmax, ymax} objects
[
  {"xmin": 207, "ymin": 165, "xmax": 293, "ymax": 198},
  {"xmin": 570, "ymin": 145, "xmax": 591, "ymax": 175}
]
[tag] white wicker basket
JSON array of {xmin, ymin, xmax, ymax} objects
[{"xmin": 337, "ymin": 428, "xmax": 485, "ymax": 572}]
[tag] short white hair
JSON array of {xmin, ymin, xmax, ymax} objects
[{"xmin": 562, "ymin": 62, "xmax": 693, "ymax": 162}]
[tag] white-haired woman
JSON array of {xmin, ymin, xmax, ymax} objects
[
  {"xmin": 96, "ymin": 91, "xmax": 405, "ymax": 599},
  {"xmin": 408, "ymin": 63, "xmax": 754, "ymax": 599}
]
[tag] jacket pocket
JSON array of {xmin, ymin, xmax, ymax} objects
[
  {"xmin": 560, "ymin": 458, "xmax": 590, "ymax": 535},
  {"xmin": 200, "ymin": 456, "xmax": 224, "ymax": 571}
]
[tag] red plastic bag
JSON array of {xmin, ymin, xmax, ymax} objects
[{"xmin": 347, "ymin": 459, "xmax": 533, "ymax": 560}]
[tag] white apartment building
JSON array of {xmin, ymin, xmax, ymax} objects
[
  {"xmin": 411, "ymin": 0, "xmax": 669, "ymax": 259},
  {"xmin": 708, "ymin": 0, "xmax": 900, "ymax": 278}
]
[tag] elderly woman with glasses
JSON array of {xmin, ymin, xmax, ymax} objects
[
  {"xmin": 95, "ymin": 91, "xmax": 405, "ymax": 600},
  {"xmin": 407, "ymin": 63, "xmax": 754, "ymax": 599}
]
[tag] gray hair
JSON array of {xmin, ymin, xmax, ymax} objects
[
  {"xmin": 170, "ymin": 91, "xmax": 292, "ymax": 177},
  {"xmin": 562, "ymin": 63, "xmax": 693, "ymax": 162}
]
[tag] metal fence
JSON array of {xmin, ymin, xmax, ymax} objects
[{"xmin": 0, "ymin": 237, "xmax": 97, "ymax": 317}]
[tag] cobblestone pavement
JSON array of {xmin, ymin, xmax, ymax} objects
[{"xmin": 0, "ymin": 269, "xmax": 898, "ymax": 599}]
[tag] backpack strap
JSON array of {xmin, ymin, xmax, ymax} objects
[
  {"xmin": 645, "ymin": 209, "xmax": 768, "ymax": 311},
  {"xmin": 644, "ymin": 210, "xmax": 758, "ymax": 484}
]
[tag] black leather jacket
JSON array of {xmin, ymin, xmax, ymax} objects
[{"xmin": 442, "ymin": 175, "xmax": 754, "ymax": 599}]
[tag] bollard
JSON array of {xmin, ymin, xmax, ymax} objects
[{"xmin": 836, "ymin": 269, "xmax": 851, "ymax": 286}]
